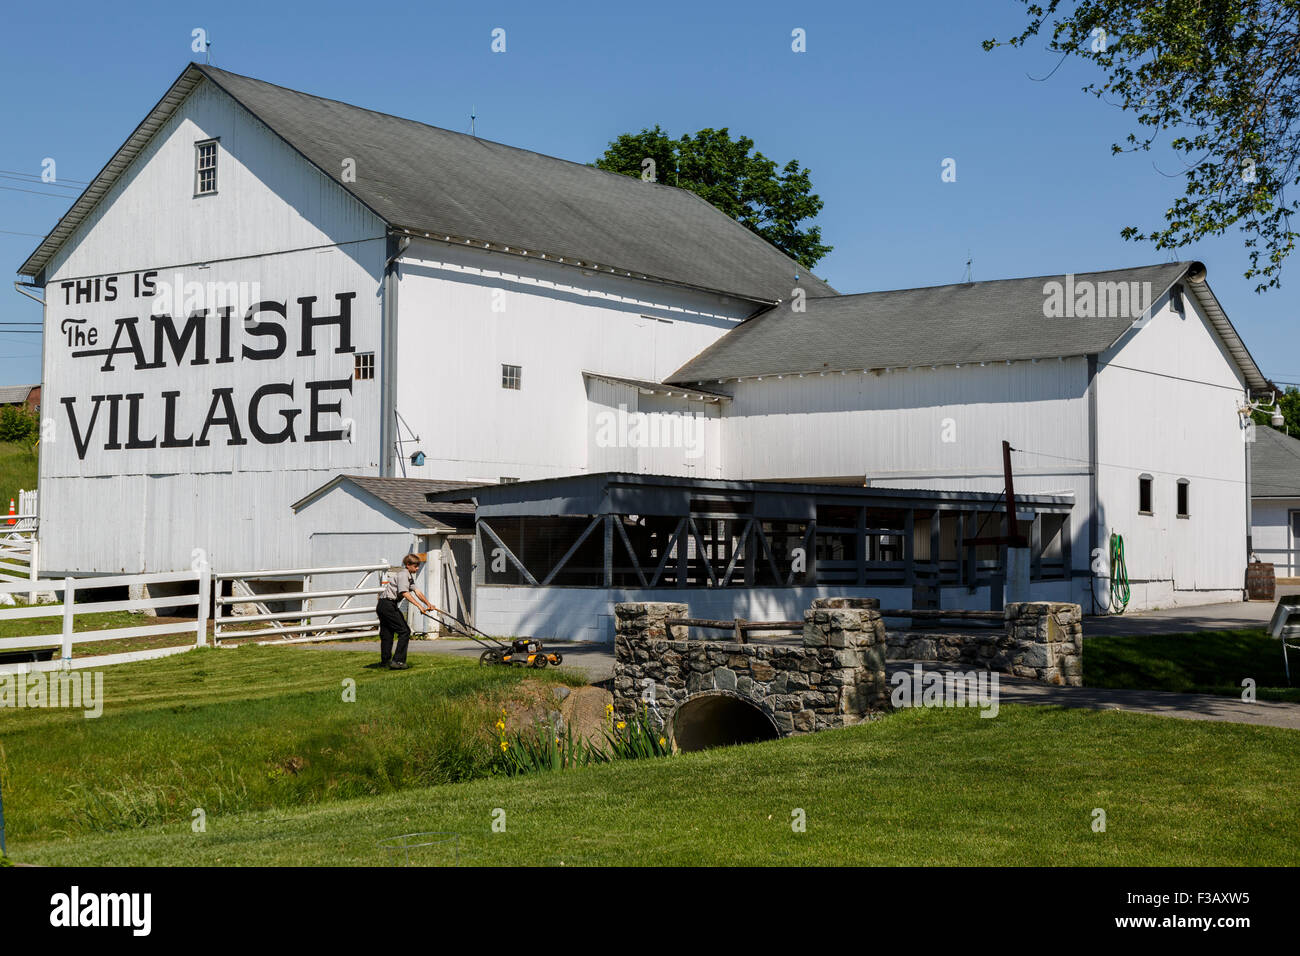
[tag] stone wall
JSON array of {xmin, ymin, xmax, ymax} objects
[
  {"xmin": 884, "ymin": 601, "xmax": 1083, "ymax": 686},
  {"xmin": 613, "ymin": 601, "xmax": 890, "ymax": 738}
]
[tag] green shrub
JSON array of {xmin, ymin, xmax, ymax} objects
[{"xmin": 0, "ymin": 406, "xmax": 38, "ymax": 444}]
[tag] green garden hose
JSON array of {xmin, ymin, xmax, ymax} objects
[{"xmin": 1109, "ymin": 532, "xmax": 1131, "ymax": 613}]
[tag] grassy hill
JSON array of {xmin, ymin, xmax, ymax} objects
[
  {"xmin": 4, "ymin": 645, "xmax": 1297, "ymax": 866},
  {"xmin": 0, "ymin": 440, "xmax": 37, "ymax": 511}
]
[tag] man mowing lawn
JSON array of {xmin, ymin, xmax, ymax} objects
[{"xmin": 376, "ymin": 554, "xmax": 435, "ymax": 670}]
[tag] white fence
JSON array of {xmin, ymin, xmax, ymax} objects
[
  {"xmin": 0, "ymin": 568, "xmax": 210, "ymax": 674},
  {"xmin": 0, "ymin": 557, "xmax": 391, "ymax": 673},
  {"xmin": 213, "ymin": 563, "xmax": 387, "ymax": 646},
  {"xmin": 0, "ymin": 531, "xmax": 38, "ymax": 599}
]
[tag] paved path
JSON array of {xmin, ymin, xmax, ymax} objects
[
  {"xmin": 303, "ymin": 635, "xmax": 1300, "ymax": 731},
  {"xmin": 886, "ymin": 662, "xmax": 1300, "ymax": 730},
  {"xmin": 309, "ymin": 638, "xmax": 618, "ymax": 682},
  {"xmin": 1082, "ymin": 586, "xmax": 1299, "ymax": 637}
]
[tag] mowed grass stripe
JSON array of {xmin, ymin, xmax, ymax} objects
[{"xmin": 13, "ymin": 705, "xmax": 1299, "ymax": 867}]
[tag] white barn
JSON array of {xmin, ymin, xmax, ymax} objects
[
  {"xmin": 1250, "ymin": 426, "xmax": 1300, "ymax": 578},
  {"xmin": 15, "ymin": 65, "xmax": 1273, "ymax": 634}
]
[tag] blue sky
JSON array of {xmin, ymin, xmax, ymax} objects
[{"xmin": 1, "ymin": 0, "xmax": 1296, "ymax": 387}]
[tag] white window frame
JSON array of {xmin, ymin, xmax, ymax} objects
[
  {"xmin": 194, "ymin": 138, "xmax": 219, "ymax": 196},
  {"xmin": 1138, "ymin": 473, "xmax": 1154, "ymax": 516},
  {"xmin": 501, "ymin": 364, "xmax": 522, "ymax": 390}
]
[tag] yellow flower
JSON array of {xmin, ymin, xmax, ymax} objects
[
  {"xmin": 616, "ymin": 721, "xmax": 626, "ymax": 730},
  {"xmin": 495, "ymin": 720, "xmax": 505, "ymax": 731},
  {"xmin": 500, "ymin": 741, "xmax": 508, "ymax": 752},
  {"xmin": 659, "ymin": 737, "xmax": 666, "ymax": 747},
  {"xmin": 605, "ymin": 703, "xmax": 614, "ymax": 714}
]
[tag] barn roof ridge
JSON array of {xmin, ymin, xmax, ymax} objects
[{"xmin": 19, "ymin": 64, "xmax": 834, "ymax": 305}]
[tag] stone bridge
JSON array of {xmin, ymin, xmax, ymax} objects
[{"xmin": 613, "ymin": 598, "xmax": 1082, "ymax": 751}]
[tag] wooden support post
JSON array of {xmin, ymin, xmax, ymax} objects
[
  {"xmin": 60, "ymin": 577, "xmax": 75, "ymax": 663},
  {"xmin": 27, "ymin": 536, "xmax": 37, "ymax": 606},
  {"xmin": 196, "ymin": 563, "xmax": 210, "ymax": 647},
  {"xmin": 965, "ymin": 513, "xmax": 978, "ymax": 590},
  {"xmin": 857, "ymin": 506, "xmax": 867, "ymax": 587},
  {"xmin": 930, "ymin": 509, "xmax": 941, "ymax": 588},
  {"xmin": 1031, "ymin": 513, "xmax": 1042, "ymax": 581},
  {"xmin": 213, "ymin": 577, "xmax": 224, "ymax": 645},
  {"xmin": 744, "ymin": 519, "xmax": 757, "ymax": 586},
  {"xmin": 603, "ymin": 515, "xmax": 614, "ymax": 589},
  {"xmin": 1061, "ymin": 513, "xmax": 1074, "ymax": 581},
  {"xmin": 956, "ymin": 511, "xmax": 966, "ymax": 587},
  {"xmin": 734, "ymin": 617, "xmax": 746, "ymax": 644},
  {"xmin": 903, "ymin": 509, "xmax": 916, "ymax": 587}
]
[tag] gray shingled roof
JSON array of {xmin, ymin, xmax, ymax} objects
[
  {"xmin": 294, "ymin": 476, "xmax": 478, "ymax": 532},
  {"xmin": 1252, "ymin": 426, "xmax": 1300, "ymax": 498},
  {"xmin": 22, "ymin": 65, "xmax": 834, "ymax": 304},
  {"xmin": 0, "ymin": 385, "xmax": 35, "ymax": 404},
  {"xmin": 667, "ymin": 262, "xmax": 1268, "ymax": 391},
  {"xmin": 582, "ymin": 370, "xmax": 731, "ymax": 401}
]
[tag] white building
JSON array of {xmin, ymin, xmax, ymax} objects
[
  {"xmin": 1250, "ymin": 426, "xmax": 1300, "ymax": 578},
  {"xmin": 15, "ymin": 65, "xmax": 1274, "ymax": 633}
]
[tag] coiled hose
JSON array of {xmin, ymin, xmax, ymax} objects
[{"xmin": 1109, "ymin": 532, "xmax": 1131, "ymax": 613}]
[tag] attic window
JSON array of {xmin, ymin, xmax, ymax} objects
[
  {"xmin": 354, "ymin": 352, "xmax": 375, "ymax": 380},
  {"xmin": 1177, "ymin": 479, "xmax": 1190, "ymax": 518},
  {"xmin": 502, "ymin": 364, "xmax": 522, "ymax": 390},
  {"xmin": 195, "ymin": 139, "xmax": 218, "ymax": 195}
]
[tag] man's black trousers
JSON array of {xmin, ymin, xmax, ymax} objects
[{"xmin": 376, "ymin": 598, "xmax": 411, "ymax": 665}]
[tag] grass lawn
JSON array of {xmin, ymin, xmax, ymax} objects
[
  {"xmin": 0, "ymin": 646, "xmax": 586, "ymax": 844},
  {"xmin": 0, "ymin": 609, "xmax": 200, "ymax": 658},
  {"xmin": 0, "ymin": 440, "xmax": 36, "ymax": 510},
  {"xmin": 3, "ymin": 645, "xmax": 1297, "ymax": 866},
  {"xmin": 1085, "ymin": 628, "xmax": 1299, "ymax": 703}
]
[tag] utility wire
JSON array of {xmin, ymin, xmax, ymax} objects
[
  {"xmin": 1013, "ymin": 447, "xmax": 1249, "ymax": 487},
  {"xmin": 0, "ymin": 168, "xmax": 88, "ymax": 187},
  {"xmin": 0, "ymin": 183, "xmax": 75, "ymax": 199}
]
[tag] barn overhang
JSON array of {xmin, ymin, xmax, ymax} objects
[{"xmin": 426, "ymin": 471, "xmax": 1076, "ymax": 592}]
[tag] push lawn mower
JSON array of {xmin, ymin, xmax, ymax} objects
[{"xmin": 419, "ymin": 605, "xmax": 563, "ymax": 669}]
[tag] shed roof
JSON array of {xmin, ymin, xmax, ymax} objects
[
  {"xmin": 293, "ymin": 475, "xmax": 478, "ymax": 532},
  {"xmin": 1251, "ymin": 426, "xmax": 1300, "ymax": 499},
  {"xmin": 667, "ymin": 262, "xmax": 1269, "ymax": 392},
  {"xmin": 20, "ymin": 65, "xmax": 834, "ymax": 306},
  {"xmin": 0, "ymin": 385, "xmax": 35, "ymax": 404}
]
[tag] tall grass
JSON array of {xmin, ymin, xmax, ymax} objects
[{"xmin": 0, "ymin": 647, "xmax": 574, "ymax": 840}]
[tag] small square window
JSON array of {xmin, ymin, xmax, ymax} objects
[
  {"xmin": 1138, "ymin": 474, "xmax": 1153, "ymax": 515},
  {"xmin": 354, "ymin": 352, "xmax": 375, "ymax": 380},
  {"xmin": 195, "ymin": 140, "xmax": 218, "ymax": 195},
  {"xmin": 501, "ymin": 364, "xmax": 521, "ymax": 390},
  {"xmin": 499, "ymin": 477, "xmax": 519, "ymax": 484},
  {"xmin": 1177, "ymin": 479, "xmax": 1190, "ymax": 518}
]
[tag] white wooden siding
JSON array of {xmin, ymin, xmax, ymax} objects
[
  {"xmin": 39, "ymin": 78, "xmax": 386, "ymax": 573},
  {"xmin": 392, "ymin": 239, "xmax": 748, "ymax": 482},
  {"xmin": 1096, "ymin": 292, "xmax": 1249, "ymax": 593}
]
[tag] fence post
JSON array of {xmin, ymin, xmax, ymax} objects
[
  {"xmin": 212, "ymin": 574, "xmax": 223, "ymax": 646},
  {"xmin": 27, "ymin": 536, "xmax": 38, "ymax": 606},
  {"xmin": 196, "ymin": 563, "xmax": 211, "ymax": 647},
  {"xmin": 61, "ymin": 577, "xmax": 75, "ymax": 663}
]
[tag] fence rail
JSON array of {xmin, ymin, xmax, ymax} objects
[
  {"xmin": 213, "ymin": 562, "xmax": 387, "ymax": 646},
  {"xmin": 0, "ymin": 567, "xmax": 209, "ymax": 674}
]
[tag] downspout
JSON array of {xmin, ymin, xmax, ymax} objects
[
  {"xmin": 379, "ymin": 235, "xmax": 410, "ymax": 477},
  {"xmin": 13, "ymin": 281, "xmax": 45, "ymax": 306},
  {"xmin": 1087, "ymin": 353, "xmax": 1100, "ymax": 615}
]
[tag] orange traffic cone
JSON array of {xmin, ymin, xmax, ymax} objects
[{"xmin": 6, "ymin": 499, "xmax": 14, "ymax": 526}]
